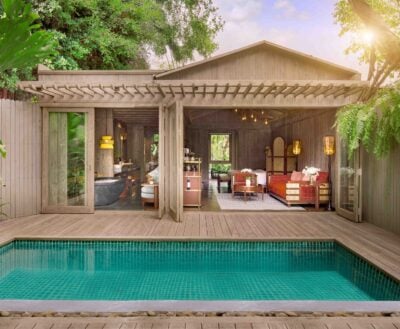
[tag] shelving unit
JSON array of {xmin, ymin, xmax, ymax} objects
[{"xmin": 183, "ymin": 160, "xmax": 202, "ymax": 208}]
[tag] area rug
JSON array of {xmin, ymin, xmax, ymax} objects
[{"xmin": 216, "ymin": 193, "xmax": 305, "ymax": 211}]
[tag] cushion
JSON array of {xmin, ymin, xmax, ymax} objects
[
  {"xmin": 302, "ymin": 174, "xmax": 310, "ymax": 181},
  {"xmin": 254, "ymin": 169, "xmax": 266, "ymax": 185},
  {"xmin": 141, "ymin": 186, "xmax": 155, "ymax": 194},
  {"xmin": 141, "ymin": 192, "xmax": 155, "ymax": 199},
  {"xmin": 147, "ymin": 167, "xmax": 159, "ymax": 183},
  {"xmin": 317, "ymin": 172, "xmax": 329, "ymax": 183},
  {"xmin": 290, "ymin": 171, "xmax": 303, "ymax": 181}
]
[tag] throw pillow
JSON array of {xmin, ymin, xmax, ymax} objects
[{"xmin": 290, "ymin": 171, "xmax": 303, "ymax": 181}]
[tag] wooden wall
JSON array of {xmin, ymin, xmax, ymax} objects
[
  {"xmin": 185, "ymin": 109, "xmax": 271, "ymax": 183},
  {"xmin": 95, "ymin": 109, "xmax": 114, "ymax": 177},
  {"xmin": 0, "ymin": 99, "xmax": 41, "ymax": 219},
  {"xmin": 271, "ymin": 109, "xmax": 336, "ymax": 173},
  {"xmin": 160, "ymin": 44, "xmax": 358, "ymax": 81},
  {"xmin": 362, "ymin": 145, "xmax": 400, "ymax": 234},
  {"xmin": 271, "ymin": 109, "xmax": 337, "ymax": 204}
]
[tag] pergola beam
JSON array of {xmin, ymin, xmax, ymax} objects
[
  {"xmin": 253, "ymin": 83, "xmax": 264, "ymax": 96},
  {"xmin": 157, "ymin": 84, "xmax": 166, "ymax": 97},
  {"xmin": 263, "ymin": 84, "xmax": 276, "ymax": 97}
]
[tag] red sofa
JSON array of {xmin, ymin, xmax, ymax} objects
[{"xmin": 268, "ymin": 172, "xmax": 329, "ymax": 206}]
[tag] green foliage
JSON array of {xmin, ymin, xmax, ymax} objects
[
  {"xmin": 0, "ymin": 139, "xmax": 6, "ymax": 158},
  {"xmin": 67, "ymin": 113, "xmax": 86, "ymax": 201},
  {"xmin": 0, "ymin": 0, "xmax": 56, "ymax": 72},
  {"xmin": 210, "ymin": 134, "xmax": 230, "ymax": 162},
  {"xmin": 210, "ymin": 163, "xmax": 231, "ymax": 174},
  {"xmin": 336, "ymin": 82, "xmax": 400, "ymax": 157},
  {"xmin": 27, "ymin": 0, "xmax": 223, "ymax": 70},
  {"xmin": 334, "ymin": 0, "xmax": 400, "ymax": 71}
]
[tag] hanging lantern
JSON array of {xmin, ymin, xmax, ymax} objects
[
  {"xmin": 292, "ymin": 139, "xmax": 302, "ymax": 155},
  {"xmin": 253, "ymin": 117, "xmax": 257, "ymax": 123},
  {"xmin": 323, "ymin": 135, "xmax": 335, "ymax": 155},
  {"xmin": 100, "ymin": 135, "xmax": 114, "ymax": 149},
  {"xmin": 264, "ymin": 119, "xmax": 268, "ymax": 125}
]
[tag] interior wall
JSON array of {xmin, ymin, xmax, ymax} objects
[
  {"xmin": 271, "ymin": 109, "xmax": 336, "ymax": 173},
  {"xmin": 362, "ymin": 145, "xmax": 400, "ymax": 234},
  {"xmin": 127, "ymin": 124, "xmax": 145, "ymax": 180},
  {"xmin": 270, "ymin": 109, "xmax": 337, "ymax": 205},
  {"xmin": 185, "ymin": 110, "xmax": 271, "ymax": 183},
  {"xmin": 0, "ymin": 99, "xmax": 41, "ymax": 219},
  {"xmin": 95, "ymin": 109, "xmax": 114, "ymax": 177}
]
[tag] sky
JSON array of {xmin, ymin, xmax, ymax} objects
[{"xmin": 154, "ymin": 0, "xmax": 368, "ymax": 77}]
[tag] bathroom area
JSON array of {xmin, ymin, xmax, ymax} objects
[{"xmin": 94, "ymin": 108, "xmax": 159, "ymax": 211}]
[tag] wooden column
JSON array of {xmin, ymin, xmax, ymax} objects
[
  {"xmin": 127, "ymin": 124, "xmax": 145, "ymax": 180},
  {"xmin": 95, "ymin": 109, "xmax": 114, "ymax": 177}
]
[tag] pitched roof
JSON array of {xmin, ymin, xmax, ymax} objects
[{"xmin": 155, "ymin": 40, "xmax": 360, "ymax": 79}]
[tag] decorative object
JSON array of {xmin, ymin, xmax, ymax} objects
[
  {"xmin": 302, "ymin": 166, "xmax": 320, "ymax": 184},
  {"xmin": 323, "ymin": 135, "xmax": 335, "ymax": 211},
  {"xmin": 100, "ymin": 110, "xmax": 114, "ymax": 150},
  {"xmin": 99, "ymin": 135, "xmax": 114, "ymax": 149},
  {"xmin": 245, "ymin": 176, "xmax": 251, "ymax": 187},
  {"xmin": 292, "ymin": 139, "xmax": 302, "ymax": 170},
  {"xmin": 233, "ymin": 109, "xmax": 270, "ymax": 125},
  {"xmin": 183, "ymin": 158, "xmax": 202, "ymax": 208}
]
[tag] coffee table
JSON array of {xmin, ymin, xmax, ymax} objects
[{"xmin": 235, "ymin": 185, "xmax": 263, "ymax": 202}]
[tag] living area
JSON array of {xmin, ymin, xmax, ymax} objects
[{"xmin": 183, "ymin": 107, "xmax": 336, "ymax": 212}]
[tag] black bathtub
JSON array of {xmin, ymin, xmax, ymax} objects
[{"xmin": 95, "ymin": 178, "xmax": 125, "ymax": 206}]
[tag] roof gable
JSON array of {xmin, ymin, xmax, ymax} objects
[{"xmin": 156, "ymin": 40, "xmax": 360, "ymax": 81}]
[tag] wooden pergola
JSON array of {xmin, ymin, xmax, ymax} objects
[{"xmin": 20, "ymin": 80, "xmax": 367, "ymax": 102}]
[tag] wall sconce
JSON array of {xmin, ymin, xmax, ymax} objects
[
  {"xmin": 292, "ymin": 139, "xmax": 302, "ymax": 171},
  {"xmin": 323, "ymin": 135, "xmax": 335, "ymax": 211},
  {"xmin": 323, "ymin": 135, "xmax": 335, "ymax": 156},
  {"xmin": 292, "ymin": 139, "xmax": 302, "ymax": 155},
  {"xmin": 100, "ymin": 135, "xmax": 114, "ymax": 149}
]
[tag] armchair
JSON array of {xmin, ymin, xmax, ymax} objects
[{"xmin": 231, "ymin": 172, "xmax": 258, "ymax": 196}]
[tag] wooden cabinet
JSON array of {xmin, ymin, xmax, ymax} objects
[{"xmin": 183, "ymin": 160, "xmax": 202, "ymax": 208}]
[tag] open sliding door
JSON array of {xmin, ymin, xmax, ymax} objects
[
  {"xmin": 336, "ymin": 136, "xmax": 362, "ymax": 222},
  {"xmin": 42, "ymin": 108, "xmax": 94, "ymax": 213},
  {"xmin": 158, "ymin": 104, "xmax": 165, "ymax": 219},
  {"xmin": 164, "ymin": 101, "xmax": 184, "ymax": 222}
]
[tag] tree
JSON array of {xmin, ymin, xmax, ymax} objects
[
  {"xmin": 28, "ymin": 0, "xmax": 223, "ymax": 70},
  {"xmin": 334, "ymin": 0, "xmax": 400, "ymax": 157},
  {"xmin": 0, "ymin": 0, "xmax": 56, "ymax": 72},
  {"xmin": 334, "ymin": 0, "xmax": 400, "ymax": 99}
]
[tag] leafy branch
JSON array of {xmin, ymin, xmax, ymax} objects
[
  {"xmin": 0, "ymin": 0, "xmax": 56, "ymax": 72},
  {"xmin": 335, "ymin": 82, "xmax": 400, "ymax": 157}
]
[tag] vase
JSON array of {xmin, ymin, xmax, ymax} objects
[
  {"xmin": 245, "ymin": 178, "xmax": 251, "ymax": 187},
  {"xmin": 310, "ymin": 174, "xmax": 317, "ymax": 185}
]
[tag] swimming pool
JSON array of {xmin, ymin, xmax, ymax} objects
[{"xmin": 0, "ymin": 239, "xmax": 399, "ymax": 301}]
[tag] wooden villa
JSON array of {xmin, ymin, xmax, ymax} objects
[{"xmin": 0, "ymin": 39, "xmax": 394, "ymax": 234}]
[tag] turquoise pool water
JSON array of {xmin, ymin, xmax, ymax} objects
[{"xmin": 0, "ymin": 240, "xmax": 399, "ymax": 301}]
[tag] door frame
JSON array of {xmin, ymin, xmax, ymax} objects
[
  {"xmin": 162, "ymin": 101, "xmax": 183, "ymax": 222},
  {"xmin": 335, "ymin": 134, "xmax": 362, "ymax": 222},
  {"xmin": 42, "ymin": 107, "xmax": 95, "ymax": 214}
]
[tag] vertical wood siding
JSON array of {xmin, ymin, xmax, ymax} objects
[
  {"xmin": 362, "ymin": 145, "xmax": 400, "ymax": 234},
  {"xmin": 0, "ymin": 99, "xmax": 41, "ymax": 219},
  {"xmin": 271, "ymin": 109, "xmax": 337, "ymax": 172}
]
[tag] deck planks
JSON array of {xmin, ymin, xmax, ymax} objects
[{"xmin": 0, "ymin": 211, "xmax": 399, "ymax": 282}]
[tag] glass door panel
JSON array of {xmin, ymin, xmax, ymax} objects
[
  {"xmin": 336, "ymin": 137, "xmax": 361, "ymax": 222},
  {"xmin": 43, "ymin": 108, "xmax": 94, "ymax": 213}
]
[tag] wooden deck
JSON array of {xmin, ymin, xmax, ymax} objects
[
  {"xmin": 0, "ymin": 315, "xmax": 399, "ymax": 329},
  {"xmin": 0, "ymin": 211, "xmax": 399, "ymax": 281}
]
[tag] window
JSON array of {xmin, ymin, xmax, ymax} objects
[{"xmin": 209, "ymin": 133, "xmax": 232, "ymax": 176}]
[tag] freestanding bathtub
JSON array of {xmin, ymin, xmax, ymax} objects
[{"xmin": 94, "ymin": 177, "xmax": 125, "ymax": 206}]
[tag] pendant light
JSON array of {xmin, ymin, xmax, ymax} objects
[{"xmin": 100, "ymin": 111, "xmax": 114, "ymax": 149}]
